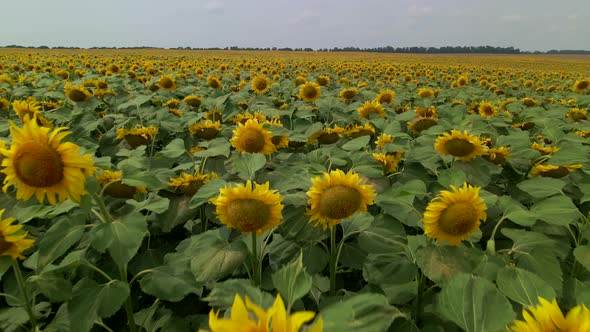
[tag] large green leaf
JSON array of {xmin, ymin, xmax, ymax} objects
[
  {"xmin": 225, "ymin": 152, "xmax": 267, "ymax": 180},
  {"xmin": 517, "ymin": 177, "xmax": 566, "ymax": 198},
  {"xmin": 36, "ymin": 216, "xmax": 86, "ymax": 271},
  {"xmin": 139, "ymin": 266, "xmax": 202, "ymax": 302},
  {"xmin": 530, "ymin": 195, "xmax": 579, "ymax": 226},
  {"xmin": 436, "ymin": 273, "xmax": 515, "ymax": 332},
  {"xmin": 204, "ymin": 278, "xmax": 275, "ymax": 309},
  {"xmin": 415, "ymin": 245, "xmax": 472, "ymax": 285},
  {"xmin": 189, "ymin": 229, "xmax": 249, "ymax": 282},
  {"xmin": 496, "ymin": 266, "xmax": 556, "ymax": 306},
  {"xmin": 271, "ymin": 253, "xmax": 312, "ymax": 311}
]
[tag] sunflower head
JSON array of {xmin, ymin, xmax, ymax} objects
[
  {"xmin": 417, "ymin": 88, "xmax": 435, "ymax": 98},
  {"xmin": 375, "ymin": 133, "xmax": 393, "ymax": 150},
  {"xmin": 207, "ymin": 75, "xmax": 222, "ymax": 89},
  {"xmin": 294, "ymin": 76, "xmax": 307, "ymax": 87},
  {"xmin": 531, "ymin": 164, "xmax": 582, "ymax": 178},
  {"xmin": 233, "ymin": 112, "xmax": 267, "ymax": 125},
  {"xmin": 316, "ymin": 75, "xmax": 330, "ymax": 87},
  {"xmin": 376, "ymin": 90, "xmax": 396, "ymax": 104},
  {"xmin": 423, "ymin": 183, "xmax": 487, "ymax": 246},
  {"xmin": 373, "ymin": 152, "xmax": 404, "ymax": 174},
  {"xmin": 0, "ymin": 98, "xmax": 10, "ymax": 111},
  {"xmin": 508, "ymin": 297, "xmax": 590, "ymax": 332},
  {"xmin": 306, "ymin": 169, "xmax": 376, "ymax": 229},
  {"xmin": 183, "ymin": 95, "xmax": 203, "ymax": 107},
  {"xmin": 478, "ymin": 101, "xmax": 497, "ymax": 118},
  {"xmin": 414, "ymin": 106, "xmax": 437, "ymax": 118},
  {"xmin": 299, "ymin": 81, "xmax": 322, "ymax": 102},
  {"xmin": 307, "ymin": 126, "xmax": 346, "ymax": 145},
  {"xmin": 157, "ymin": 75, "xmax": 177, "ymax": 90},
  {"xmin": 531, "ymin": 142, "xmax": 559, "ymax": 155},
  {"xmin": 357, "ymin": 100, "xmax": 385, "ymax": 119},
  {"xmin": 165, "ymin": 98, "xmax": 180, "ymax": 108},
  {"xmin": 189, "ymin": 120, "xmax": 221, "ymax": 140},
  {"xmin": 64, "ymin": 83, "xmax": 93, "ymax": 103},
  {"xmin": 566, "ymin": 107, "xmax": 588, "ymax": 122},
  {"xmin": 211, "ymin": 181, "xmax": 284, "ymax": 233},
  {"xmin": 339, "ymin": 87, "xmax": 358, "ymax": 101},
  {"xmin": 12, "ymin": 98, "xmax": 41, "ymax": 122},
  {"xmin": 408, "ymin": 116, "xmax": 438, "ymax": 134},
  {"xmin": 230, "ymin": 119, "xmax": 275, "ymax": 154},
  {"xmin": 0, "ymin": 209, "xmax": 35, "ymax": 259},
  {"xmin": 1, "ymin": 118, "xmax": 95, "ymax": 205},
  {"xmin": 116, "ymin": 126, "xmax": 159, "ymax": 148},
  {"xmin": 345, "ymin": 123, "xmax": 375, "ymax": 138},
  {"xmin": 573, "ymin": 79, "xmax": 590, "ymax": 93},
  {"xmin": 251, "ymin": 75, "xmax": 271, "ymax": 95},
  {"xmin": 169, "ymin": 172, "xmax": 217, "ymax": 196},
  {"xmin": 96, "ymin": 170, "xmax": 146, "ymax": 199},
  {"xmin": 434, "ymin": 130, "xmax": 487, "ymax": 160},
  {"xmin": 483, "ymin": 147, "xmax": 510, "ymax": 165}
]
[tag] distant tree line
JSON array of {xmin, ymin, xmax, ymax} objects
[{"xmin": 2, "ymin": 44, "xmax": 589, "ymax": 54}]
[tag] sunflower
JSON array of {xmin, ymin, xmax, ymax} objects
[
  {"xmin": 521, "ymin": 97, "xmax": 539, "ymax": 107},
  {"xmin": 376, "ymin": 90, "xmax": 396, "ymax": 104},
  {"xmin": 233, "ymin": 112, "xmax": 267, "ymax": 125},
  {"xmin": 307, "ymin": 126, "xmax": 346, "ymax": 145},
  {"xmin": 414, "ymin": 106, "xmax": 437, "ymax": 118},
  {"xmin": 207, "ymin": 75, "xmax": 222, "ymax": 89},
  {"xmin": 456, "ymin": 76, "xmax": 468, "ymax": 87},
  {"xmin": 423, "ymin": 183, "xmax": 487, "ymax": 246},
  {"xmin": 0, "ymin": 118, "xmax": 95, "ymax": 205},
  {"xmin": 96, "ymin": 170, "xmax": 147, "ymax": 199},
  {"xmin": 165, "ymin": 98, "xmax": 180, "ymax": 108},
  {"xmin": 0, "ymin": 209, "xmax": 34, "ymax": 259},
  {"xmin": 189, "ymin": 120, "xmax": 221, "ymax": 140},
  {"xmin": 157, "ymin": 75, "xmax": 176, "ymax": 90},
  {"xmin": 345, "ymin": 123, "xmax": 375, "ymax": 138},
  {"xmin": 294, "ymin": 76, "xmax": 306, "ymax": 87},
  {"xmin": 417, "ymin": 88, "xmax": 435, "ymax": 98},
  {"xmin": 183, "ymin": 95, "xmax": 203, "ymax": 108},
  {"xmin": 576, "ymin": 130, "xmax": 590, "ymax": 138},
  {"xmin": 478, "ymin": 101, "xmax": 498, "ymax": 118},
  {"xmin": 508, "ymin": 297, "xmax": 590, "ymax": 332},
  {"xmin": 531, "ymin": 164, "xmax": 582, "ymax": 178},
  {"xmin": 339, "ymin": 87, "xmax": 358, "ymax": 101},
  {"xmin": 207, "ymin": 294, "xmax": 322, "ymax": 332},
  {"xmin": 64, "ymin": 83, "xmax": 93, "ymax": 103},
  {"xmin": 434, "ymin": 130, "xmax": 487, "ymax": 160},
  {"xmin": 573, "ymin": 79, "xmax": 590, "ymax": 93},
  {"xmin": 169, "ymin": 172, "xmax": 217, "ymax": 196},
  {"xmin": 12, "ymin": 99, "xmax": 41, "ymax": 121},
  {"xmin": 299, "ymin": 81, "xmax": 321, "ymax": 102},
  {"xmin": 316, "ymin": 74, "xmax": 330, "ymax": 86},
  {"xmin": 168, "ymin": 109, "xmax": 183, "ymax": 118},
  {"xmin": 483, "ymin": 147, "xmax": 510, "ymax": 165},
  {"xmin": 116, "ymin": 126, "xmax": 159, "ymax": 148},
  {"xmin": 306, "ymin": 169, "xmax": 376, "ymax": 229},
  {"xmin": 566, "ymin": 107, "xmax": 588, "ymax": 122},
  {"xmin": 211, "ymin": 181, "xmax": 283, "ymax": 233},
  {"xmin": 375, "ymin": 133, "xmax": 393, "ymax": 150},
  {"xmin": 230, "ymin": 119, "xmax": 275, "ymax": 154},
  {"xmin": 357, "ymin": 100, "xmax": 385, "ymax": 119},
  {"xmin": 373, "ymin": 152, "xmax": 404, "ymax": 174},
  {"xmin": 251, "ymin": 75, "xmax": 271, "ymax": 95},
  {"xmin": 0, "ymin": 98, "xmax": 10, "ymax": 111},
  {"xmin": 531, "ymin": 142, "xmax": 559, "ymax": 155}
]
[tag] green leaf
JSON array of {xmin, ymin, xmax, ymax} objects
[
  {"xmin": 30, "ymin": 272, "xmax": 73, "ymax": 302},
  {"xmin": 341, "ymin": 136, "xmax": 371, "ymax": 151},
  {"xmin": 126, "ymin": 193, "xmax": 170, "ymax": 213},
  {"xmin": 415, "ymin": 245, "xmax": 472, "ymax": 285},
  {"xmin": 68, "ymin": 278, "xmax": 130, "ymax": 332},
  {"xmin": 36, "ymin": 216, "xmax": 85, "ymax": 271},
  {"xmin": 189, "ymin": 229, "xmax": 249, "ymax": 282},
  {"xmin": 157, "ymin": 195, "xmax": 199, "ymax": 232},
  {"xmin": 225, "ymin": 153, "xmax": 267, "ymax": 180},
  {"xmin": 271, "ymin": 253, "xmax": 312, "ymax": 310},
  {"xmin": 374, "ymin": 180, "xmax": 426, "ymax": 227},
  {"xmin": 497, "ymin": 196, "xmax": 537, "ymax": 226},
  {"xmin": 574, "ymin": 245, "xmax": 590, "ymax": 272},
  {"xmin": 496, "ymin": 266, "xmax": 556, "ymax": 306},
  {"xmin": 437, "ymin": 273, "xmax": 515, "ymax": 332},
  {"xmin": 194, "ymin": 138, "xmax": 231, "ymax": 158},
  {"xmin": 530, "ymin": 195, "xmax": 578, "ymax": 226},
  {"xmin": 157, "ymin": 138, "xmax": 186, "ymax": 158},
  {"xmin": 517, "ymin": 177, "xmax": 566, "ymax": 198},
  {"xmin": 139, "ymin": 266, "xmax": 202, "ymax": 302},
  {"xmin": 340, "ymin": 212, "xmax": 373, "ymax": 238},
  {"xmin": 204, "ymin": 278, "xmax": 275, "ymax": 309},
  {"xmin": 0, "ymin": 306, "xmax": 29, "ymax": 332},
  {"xmin": 190, "ymin": 178, "xmax": 227, "ymax": 208},
  {"xmin": 90, "ymin": 212, "xmax": 147, "ymax": 269},
  {"xmin": 321, "ymin": 293, "xmax": 404, "ymax": 332}
]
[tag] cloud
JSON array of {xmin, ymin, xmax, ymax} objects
[
  {"xmin": 499, "ymin": 14, "xmax": 528, "ymax": 22},
  {"xmin": 407, "ymin": 4, "xmax": 432, "ymax": 16},
  {"xmin": 204, "ymin": 1, "xmax": 224, "ymax": 15},
  {"xmin": 287, "ymin": 10, "xmax": 320, "ymax": 25}
]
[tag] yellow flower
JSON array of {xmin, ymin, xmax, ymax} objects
[
  {"xmin": 169, "ymin": 172, "xmax": 217, "ymax": 196},
  {"xmin": 0, "ymin": 97, "xmax": 10, "ymax": 111},
  {"xmin": 316, "ymin": 74, "xmax": 330, "ymax": 86},
  {"xmin": 345, "ymin": 123, "xmax": 375, "ymax": 138},
  {"xmin": 64, "ymin": 83, "xmax": 93, "ymax": 102},
  {"xmin": 373, "ymin": 152, "xmax": 403, "ymax": 174},
  {"xmin": 376, "ymin": 90, "xmax": 396, "ymax": 104},
  {"xmin": 211, "ymin": 180, "xmax": 283, "ymax": 233},
  {"xmin": 531, "ymin": 164, "xmax": 582, "ymax": 178},
  {"xmin": 483, "ymin": 147, "xmax": 510, "ymax": 165},
  {"xmin": 417, "ymin": 88, "xmax": 435, "ymax": 98},
  {"xmin": 0, "ymin": 118, "xmax": 95, "ymax": 205},
  {"xmin": 116, "ymin": 126, "xmax": 159, "ymax": 148},
  {"xmin": 0, "ymin": 209, "xmax": 35, "ymax": 259},
  {"xmin": 189, "ymin": 120, "xmax": 221, "ymax": 140},
  {"xmin": 338, "ymin": 87, "xmax": 358, "ymax": 101},
  {"xmin": 531, "ymin": 142, "xmax": 559, "ymax": 155},
  {"xmin": 299, "ymin": 81, "xmax": 321, "ymax": 102},
  {"xmin": 566, "ymin": 107, "xmax": 588, "ymax": 122},
  {"xmin": 157, "ymin": 75, "xmax": 177, "ymax": 90},
  {"xmin": 478, "ymin": 101, "xmax": 497, "ymax": 118},
  {"xmin": 233, "ymin": 112, "xmax": 268, "ymax": 125},
  {"xmin": 207, "ymin": 294, "xmax": 323, "ymax": 332},
  {"xmin": 508, "ymin": 297, "xmax": 590, "ymax": 332},
  {"xmin": 251, "ymin": 75, "xmax": 271, "ymax": 95},
  {"xmin": 169, "ymin": 108, "xmax": 183, "ymax": 118},
  {"xmin": 408, "ymin": 117, "xmax": 438, "ymax": 134},
  {"xmin": 375, "ymin": 134, "xmax": 393, "ymax": 150},
  {"xmin": 434, "ymin": 130, "xmax": 487, "ymax": 160},
  {"xmin": 456, "ymin": 75, "xmax": 468, "ymax": 87},
  {"xmin": 207, "ymin": 75, "xmax": 223, "ymax": 89},
  {"xmin": 294, "ymin": 76, "xmax": 306, "ymax": 87},
  {"xmin": 183, "ymin": 95, "xmax": 203, "ymax": 108},
  {"xmin": 573, "ymin": 79, "xmax": 590, "ymax": 93},
  {"xmin": 423, "ymin": 183, "xmax": 487, "ymax": 246},
  {"xmin": 165, "ymin": 98, "xmax": 180, "ymax": 108},
  {"xmin": 307, "ymin": 126, "xmax": 346, "ymax": 145},
  {"xmin": 12, "ymin": 98, "xmax": 41, "ymax": 121},
  {"xmin": 230, "ymin": 119, "xmax": 275, "ymax": 154},
  {"xmin": 96, "ymin": 170, "xmax": 146, "ymax": 199},
  {"xmin": 306, "ymin": 169, "xmax": 376, "ymax": 229},
  {"xmin": 357, "ymin": 100, "xmax": 385, "ymax": 119}
]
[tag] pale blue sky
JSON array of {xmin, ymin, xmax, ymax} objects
[{"xmin": 0, "ymin": 0, "xmax": 588, "ymax": 51}]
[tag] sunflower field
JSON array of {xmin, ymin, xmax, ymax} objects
[{"xmin": 1, "ymin": 49, "xmax": 590, "ymax": 331}]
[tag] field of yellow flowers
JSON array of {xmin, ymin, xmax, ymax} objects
[{"xmin": 0, "ymin": 49, "xmax": 590, "ymax": 331}]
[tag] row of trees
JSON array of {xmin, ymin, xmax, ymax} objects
[{"xmin": 2, "ymin": 44, "xmax": 589, "ymax": 54}]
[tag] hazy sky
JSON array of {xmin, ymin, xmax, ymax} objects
[{"xmin": 1, "ymin": 0, "xmax": 588, "ymax": 51}]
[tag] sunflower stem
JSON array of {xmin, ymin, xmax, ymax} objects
[
  {"xmin": 329, "ymin": 226, "xmax": 337, "ymax": 296},
  {"xmin": 92, "ymin": 193, "xmax": 112, "ymax": 223},
  {"xmin": 415, "ymin": 268, "xmax": 425, "ymax": 327},
  {"xmin": 486, "ymin": 217, "xmax": 506, "ymax": 256},
  {"xmin": 120, "ymin": 267, "xmax": 137, "ymax": 332},
  {"xmin": 251, "ymin": 232, "xmax": 261, "ymax": 287},
  {"xmin": 12, "ymin": 260, "xmax": 37, "ymax": 330}
]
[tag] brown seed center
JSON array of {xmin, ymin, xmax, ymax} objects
[
  {"xmin": 14, "ymin": 141, "xmax": 64, "ymax": 187},
  {"xmin": 238, "ymin": 128, "xmax": 266, "ymax": 152},
  {"xmin": 319, "ymin": 185, "xmax": 362, "ymax": 220},
  {"xmin": 444, "ymin": 138, "xmax": 475, "ymax": 157},
  {"xmin": 67, "ymin": 89, "xmax": 88, "ymax": 102},
  {"xmin": 226, "ymin": 199, "xmax": 271, "ymax": 232},
  {"xmin": 303, "ymin": 86, "xmax": 318, "ymax": 99},
  {"xmin": 0, "ymin": 235, "xmax": 12, "ymax": 254},
  {"xmin": 438, "ymin": 202, "xmax": 478, "ymax": 235},
  {"xmin": 160, "ymin": 78, "xmax": 174, "ymax": 89},
  {"xmin": 254, "ymin": 80, "xmax": 268, "ymax": 90}
]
